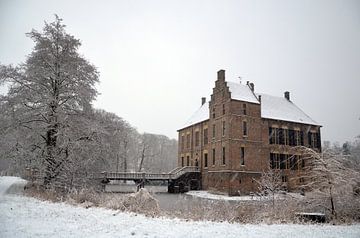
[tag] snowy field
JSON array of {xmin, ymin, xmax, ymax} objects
[{"xmin": 1, "ymin": 177, "xmax": 360, "ymax": 238}]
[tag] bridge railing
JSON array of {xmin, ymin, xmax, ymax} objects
[
  {"xmin": 103, "ymin": 166, "xmax": 199, "ymax": 181},
  {"xmin": 170, "ymin": 166, "xmax": 199, "ymax": 179},
  {"xmin": 168, "ymin": 167, "xmax": 181, "ymax": 174}
]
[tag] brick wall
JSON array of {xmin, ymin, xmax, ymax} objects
[{"xmin": 177, "ymin": 70, "xmax": 321, "ymax": 195}]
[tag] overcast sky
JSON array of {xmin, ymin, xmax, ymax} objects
[{"xmin": 1, "ymin": 0, "xmax": 359, "ymax": 144}]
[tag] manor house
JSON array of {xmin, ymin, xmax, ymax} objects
[{"xmin": 177, "ymin": 70, "xmax": 321, "ymax": 195}]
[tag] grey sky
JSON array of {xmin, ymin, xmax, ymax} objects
[{"xmin": 1, "ymin": 0, "xmax": 359, "ymax": 143}]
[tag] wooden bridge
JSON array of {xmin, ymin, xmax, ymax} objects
[
  {"xmin": 101, "ymin": 166, "xmax": 201, "ymax": 193},
  {"xmin": 25, "ymin": 166, "xmax": 202, "ymax": 193}
]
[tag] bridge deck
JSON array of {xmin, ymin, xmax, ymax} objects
[
  {"xmin": 103, "ymin": 166, "xmax": 199, "ymax": 181},
  {"xmin": 24, "ymin": 166, "xmax": 200, "ymax": 182}
]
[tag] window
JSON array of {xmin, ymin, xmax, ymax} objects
[
  {"xmin": 243, "ymin": 121, "xmax": 247, "ymax": 136},
  {"xmin": 308, "ymin": 132, "xmax": 312, "ymax": 147},
  {"xmin": 195, "ymin": 131, "xmax": 199, "ymax": 147},
  {"xmin": 212, "ymin": 148, "xmax": 216, "ymax": 165},
  {"xmin": 316, "ymin": 132, "xmax": 321, "ymax": 149},
  {"xmin": 300, "ymin": 131, "xmax": 304, "ymax": 146},
  {"xmin": 242, "ymin": 104, "xmax": 247, "ymax": 115},
  {"xmin": 289, "ymin": 129, "xmax": 295, "ymax": 146},
  {"xmin": 284, "ymin": 129, "xmax": 289, "ymax": 145},
  {"xmin": 308, "ymin": 132, "xmax": 321, "ymax": 149},
  {"xmin": 294, "ymin": 130, "xmax": 300, "ymax": 146},
  {"xmin": 203, "ymin": 128, "xmax": 208, "ymax": 145},
  {"xmin": 181, "ymin": 135, "xmax": 185, "ymax": 150},
  {"xmin": 186, "ymin": 156, "xmax": 190, "ymax": 166},
  {"xmin": 278, "ymin": 128, "xmax": 284, "ymax": 145},
  {"xmin": 269, "ymin": 127, "xmax": 277, "ymax": 144},
  {"xmin": 280, "ymin": 154, "xmax": 286, "ymax": 169},
  {"xmin": 181, "ymin": 157, "xmax": 184, "ymax": 167},
  {"xmin": 222, "ymin": 104, "xmax": 225, "ymax": 115},
  {"xmin": 270, "ymin": 127, "xmax": 305, "ymax": 147},
  {"xmin": 270, "ymin": 153, "xmax": 280, "ymax": 169},
  {"xmin": 275, "ymin": 128, "xmax": 279, "ymax": 144},
  {"xmin": 240, "ymin": 147, "xmax": 245, "ymax": 165},
  {"xmin": 212, "ymin": 107, "xmax": 216, "ymax": 119},
  {"xmin": 212, "ymin": 124, "xmax": 216, "ymax": 138},
  {"xmin": 222, "ymin": 147, "xmax": 226, "ymax": 165},
  {"xmin": 204, "ymin": 153, "xmax": 208, "ymax": 168},
  {"xmin": 271, "ymin": 153, "xmax": 299, "ymax": 170},
  {"xmin": 289, "ymin": 154, "xmax": 297, "ymax": 170},
  {"xmin": 222, "ymin": 121, "xmax": 225, "ymax": 136},
  {"xmin": 186, "ymin": 134, "xmax": 190, "ymax": 149}
]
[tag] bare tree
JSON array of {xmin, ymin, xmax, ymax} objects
[
  {"xmin": 298, "ymin": 147, "xmax": 360, "ymax": 218},
  {"xmin": 136, "ymin": 133, "xmax": 177, "ymax": 173},
  {"xmin": 256, "ymin": 169, "xmax": 284, "ymax": 208}
]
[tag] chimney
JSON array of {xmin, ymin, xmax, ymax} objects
[
  {"xmin": 249, "ymin": 82, "xmax": 254, "ymax": 92},
  {"xmin": 217, "ymin": 69, "xmax": 225, "ymax": 81},
  {"xmin": 284, "ymin": 91, "xmax": 290, "ymax": 101},
  {"xmin": 258, "ymin": 94, "xmax": 261, "ymax": 103},
  {"xmin": 201, "ymin": 97, "xmax": 206, "ymax": 106}
]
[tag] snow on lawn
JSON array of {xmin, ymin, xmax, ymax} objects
[
  {"xmin": 186, "ymin": 190, "xmax": 304, "ymax": 201},
  {"xmin": 1, "ymin": 177, "xmax": 360, "ymax": 238},
  {"xmin": 186, "ymin": 190, "xmax": 263, "ymax": 201}
]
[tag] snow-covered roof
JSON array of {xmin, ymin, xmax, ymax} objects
[
  {"xmin": 257, "ymin": 93, "xmax": 320, "ymax": 126},
  {"xmin": 179, "ymin": 102, "xmax": 209, "ymax": 130},
  {"xmin": 227, "ymin": 81, "xmax": 260, "ymax": 104},
  {"xmin": 179, "ymin": 81, "xmax": 319, "ymax": 130}
]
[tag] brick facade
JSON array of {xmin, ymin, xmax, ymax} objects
[{"xmin": 178, "ymin": 70, "xmax": 321, "ymax": 195}]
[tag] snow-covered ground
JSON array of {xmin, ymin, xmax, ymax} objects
[
  {"xmin": 1, "ymin": 177, "xmax": 360, "ymax": 238},
  {"xmin": 186, "ymin": 190, "xmax": 303, "ymax": 201},
  {"xmin": 186, "ymin": 190, "xmax": 263, "ymax": 201}
]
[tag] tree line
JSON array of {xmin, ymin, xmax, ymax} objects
[{"xmin": 0, "ymin": 16, "xmax": 177, "ymax": 191}]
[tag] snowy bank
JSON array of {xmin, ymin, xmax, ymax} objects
[
  {"xmin": 1, "ymin": 177, "xmax": 360, "ymax": 238},
  {"xmin": 186, "ymin": 190, "xmax": 304, "ymax": 201}
]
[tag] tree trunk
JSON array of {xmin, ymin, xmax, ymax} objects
[
  {"xmin": 123, "ymin": 140, "xmax": 128, "ymax": 172},
  {"xmin": 329, "ymin": 186, "xmax": 336, "ymax": 218},
  {"xmin": 44, "ymin": 123, "xmax": 58, "ymax": 187},
  {"xmin": 138, "ymin": 146, "xmax": 146, "ymax": 172},
  {"xmin": 44, "ymin": 67, "xmax": 61, "ymax": 187}
]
